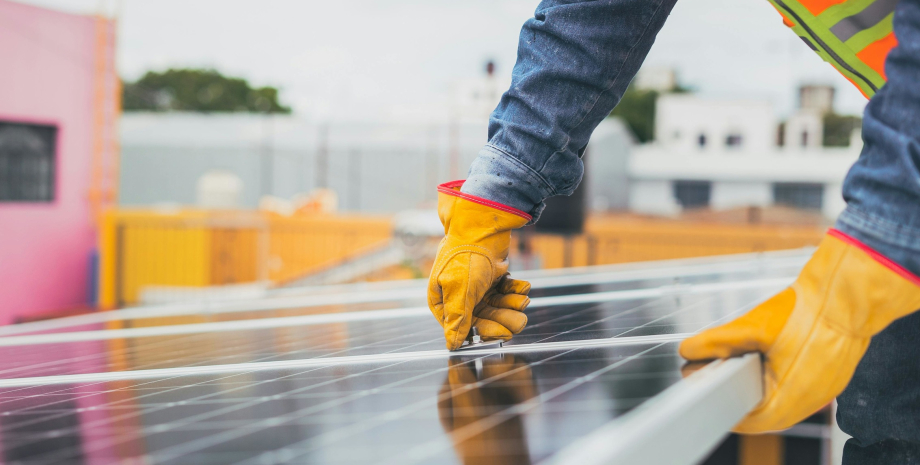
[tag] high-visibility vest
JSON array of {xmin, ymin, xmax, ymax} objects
[{"xmin": 768, "ymin": 0, "xmax": 898, "ymax": 98}]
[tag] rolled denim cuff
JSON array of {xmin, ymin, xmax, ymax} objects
[
  {"xmin": 835, "ymin": 205, "xmax": 920, "ymax": 278},
  {"xmin": 462, "ymin": 145, "xmax": 553, "ymax": 224}
]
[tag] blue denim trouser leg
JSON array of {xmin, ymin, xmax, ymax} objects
[
  {"xmin": 837, "ymin": 311, "xmax": 920, "ymax": 464},
  {"xmin": 462, "ymin": 0, "xmax": 677, "ymax": 221},
  {"xmin": 832, "ymin": 0, "xmax": 920, "ymax": 462}
]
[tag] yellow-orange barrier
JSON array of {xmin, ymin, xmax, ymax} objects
[
  {"xmin": 268, "ymin": 216, "xmax": 393, "ymax": 284},
  {"xmin": 98, "ymin": 209, "xmax": 392, "ymax": 308},
  {"xmin": 517, "ymin": 215, "xmax": 826, "ymax": 269}
]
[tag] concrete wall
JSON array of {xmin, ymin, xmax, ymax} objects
[
  {"xmin": 711, "ymin": 182, "xmax": 771, "ymax": 210},
  {"xmin": 629, "ymin": 180, "xmax": 680, "ymax": 216},
  {"xmin": 585, "ymin": 118, "xmax": 632, "ymax": 211},
  {"xmin": 0, "ymin": 1, "xmax": 103, "ymax": 322},
  {"xmin": 628, "ymin": 145, "xmax": 859, "ymax": 219},
  {"xmin": 823, "ymin": 182, "xmax": 847, "ymax": 219},
  {"xmin": 784, "ymin": 111, "xmax": 824, "ymax": 149}
]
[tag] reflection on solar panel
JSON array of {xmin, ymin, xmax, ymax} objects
[{"xmin": 0, "ymin": 251, "xmax": 806, "ymax": 464}]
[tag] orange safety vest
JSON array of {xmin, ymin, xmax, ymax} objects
[{"xmin": 769, "ymin": 0, "xmax": 898, "ymax": 98}]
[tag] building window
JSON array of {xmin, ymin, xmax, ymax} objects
[
  {"xmin": 725, "ymin": 133, "xmax": 743, "ymax": 148},
  {"xmin": 773, "ymin": 183, "xmax": 823, "ymax": 210},
  {"xmin": 0, "ymin": 121, "xmax": 57, "ymax": 202},
  {"xmin": 673, "ymin": 180, "xmax": 711, "ymax": 209},
  {"xmin": 697, "ymin": 134, "xmax": 707, "ymax": 148}
]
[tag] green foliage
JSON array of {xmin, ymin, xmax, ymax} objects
[
  {"xmin": 609, "ymin": 84, "xmax": 658, "ymax": 143},
  {"xmin": 823, "ymin": 112, "xmax": 861, "ymax": 147},
  {"xmin": 609, "ymin": 83, "xmax": 690, "ymax": 143},
  {"xmin": 123, "ymin": 68, "xmax": 291, "ymax": 114}
]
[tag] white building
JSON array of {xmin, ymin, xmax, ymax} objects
[
  {"xmin": 628, "ymin": 92, "xmax": 860, "ymax": 219},
  {"xmin": 635, "ymin": 66, "xmax": 678, "ymax": 92},
  {"xmin": 450, "ymin": 61, "xmax": 509, "ymax": 119}
]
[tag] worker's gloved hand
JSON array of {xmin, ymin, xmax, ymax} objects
[
  {"xmin": 438, "ymin": 355, "xmax": 535, "ymax": 464},
  {"xmin": 680, "ymin": 230, "xmax": 920, "ymax": 433},
  {"xmin": 428, "ymin": 181, "xmax": 532, "ymax": 350}
]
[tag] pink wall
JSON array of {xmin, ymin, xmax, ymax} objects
[{"xmin": 0, "ymin": 1, "xmax": 104, "ymax": 323}]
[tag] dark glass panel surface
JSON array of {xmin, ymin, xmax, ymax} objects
[{"xmin": 0, "ymin": 343, "xmax": 685, "ymax": 464}]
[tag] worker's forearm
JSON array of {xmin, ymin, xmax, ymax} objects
[
  {"xmin": 837, "ymin": 0, "xmax": 920, "ymax": 278},
  {"xmin": 462, "ymin": 0, "xmax": 678, "ymax": 221}
]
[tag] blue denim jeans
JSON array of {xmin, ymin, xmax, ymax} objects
[
  {"xmin": 837, "ymin": 310, "xmax": 920, "ymax": 464},
  {"xmin": 462, "ymin": 0, "xmax": 920, "ymax": 462},
  {"xmin": 462, "ymin": 0, "xmax": 679, "ymax": 222}
]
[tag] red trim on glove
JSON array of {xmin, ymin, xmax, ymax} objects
[
  {"xmin": 437, "ymin": 180, "xmax": 533, "ymax": 221},
  {"xmin": 828, "ymin": 228, "xmax": 920, "ymax": 287}
]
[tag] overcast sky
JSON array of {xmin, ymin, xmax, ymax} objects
[{"xmin": 20, "ymin": 0, "xmax": 868, "ymax": 120}]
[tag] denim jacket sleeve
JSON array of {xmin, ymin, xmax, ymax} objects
[{"xmin": 461, "ymin": 0, "xmax": 678, "ymax": 221}]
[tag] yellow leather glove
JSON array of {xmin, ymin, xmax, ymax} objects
[
  {"xmin": 438, "ymin": 355, "xmax": 536, "ymax": 464},
  {"xmin": 428, "ymin": 181, "xmax": 533, "ymax": 350},
  {"xmin": 680, "ymin": 229, "xmax": 920, "ymax": 433}
]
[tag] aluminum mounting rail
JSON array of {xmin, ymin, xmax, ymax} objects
[{"xmin": 543, "ymin": 353, "xmax": 763, "ymax": 465}]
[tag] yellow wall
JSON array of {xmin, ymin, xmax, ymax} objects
[
  {"xmin": 99, "ymin": 210, "xmax": 824, "ymax": 308},
  {"xmin": 98, "ymin": 209, "xmax": 392, "ymax": 308},
  {"xmin": 520, "ymin": 215, "xmax": 826, "ymax": 269},
  {"xmin": 268, "ymin": 216, "xmax": 392, "ymax": 283}
]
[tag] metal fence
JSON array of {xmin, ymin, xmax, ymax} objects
[{"xmin": 119, "ymin": 114, "xmax": 633, "ymax": 213}]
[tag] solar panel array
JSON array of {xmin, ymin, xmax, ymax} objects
[{"xmin": 0, "ymin": 251, "xmax": 807, "ymax": 464}]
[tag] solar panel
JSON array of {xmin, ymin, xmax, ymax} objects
[
  {"xmin": 0, "ymin": 251, "xmax": 808, "ymax": 338},
  {"xmin": 0, "ymin": 252, "xmax": 804, "ymax": 463}
]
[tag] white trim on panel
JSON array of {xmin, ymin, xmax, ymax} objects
[
  {"xmin": 0, "ymin": 333, "xmax": 691, "ymax": 387},
  {"xmin": 0, "ymin": 277, "xmax": 791, "ymax": 346},
  {"xmin": 542, "ymin": 353, "xmax": 763, "ymax": 465},
  {"xmin": 0, "ymin": 255, "xmax": 805, "ymax": 338}
]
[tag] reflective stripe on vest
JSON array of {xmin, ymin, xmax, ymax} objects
[{"xmin": 767, "ymin": 0, "xmax": 899, "ymax": 98}]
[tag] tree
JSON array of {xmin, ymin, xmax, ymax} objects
[
  {"xmin": 123, "ymin": 68, "xmax": 291, "ymax": 114},
  {"xmin": 823, "ymin": 113, "xmax": 861, "ymax": 147},
  {"xmin": 609, "ymin": 82, "xmax": 689, "ymax": 143}
]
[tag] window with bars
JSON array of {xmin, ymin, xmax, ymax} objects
[
  {"xmin": 673, "ymin": 180, "xmax": 712, "ymax": 209},
  {"xmin": 773, "ymin": 182, "xmax": 824, "ymax": 210},
  {"xmin": 0, "ymin": 121, "xmax": 57, "ymax": 202},
  {"xmin": 725, "ymin": 133, "xmax": 743, "ymax": 148}
]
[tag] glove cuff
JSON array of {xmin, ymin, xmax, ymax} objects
[
  {"xmin": 438, "ymin": 180, "xmax": 532, "ymax": 222},
  {"xmin": 828, "ymin": 228, "xmax": 920, "ymax": 287}
]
